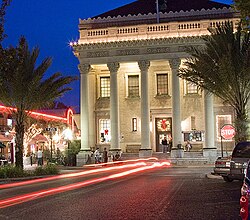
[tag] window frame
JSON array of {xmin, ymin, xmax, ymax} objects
[
  {"xmin": 184, "ymin": 80, "xmax": 199, "ymax": 95},
  {"xmin": 156, "ymin": 73, "xmax": 169, "ymax": 96},
  {"xmin": 100, "ymin": 76, "xmax": 110, "ymax": 98}
]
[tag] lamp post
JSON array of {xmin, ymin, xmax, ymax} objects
[
  {"xmin": 45, "ymin": 127, "xmax": 57, "ymax": 161},
  {"xmin": 63, "ymin": 128, "xmax": 73, "ymax": 166}
]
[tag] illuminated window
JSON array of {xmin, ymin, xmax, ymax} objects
[
  {"xmin": 186, "ymin": 82, "xmax": 198, "ymax": 94},
  {"xmin": 128, "ymin": 75, "xmax": 139, "ymax": 97},
  {"xmin": 216, "ymin": 115, "xmax": 232, "ymax": 141},
  {"xmin": 100, "ymin": 77, "xmax": 110, "ymax": 98},
  {"xmin": 157, "ymin": 74, "xmax": 168, "ymax": 95},
  {"xmin": 99, "ymin": 119, "xmax": 111, "ymax": 143},
  {"xmin": 132, "ymin": 118, "xmax": 137, "ymax": 132}
]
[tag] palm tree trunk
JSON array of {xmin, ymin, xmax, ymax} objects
[
  {"xmin": 15, "ymin": 119, "xmax": 25, "ymax": 169},
  {"xmin": 234, "ymin": 109, "xmax": 249, "ymax": 143}
]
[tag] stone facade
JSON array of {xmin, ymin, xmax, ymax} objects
[{"xmin": 72, "ymin": 3, "xmax": 241, "ymax": 165}]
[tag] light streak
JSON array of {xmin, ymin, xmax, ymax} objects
[
  {"xmin": 0, "ymin": 162, "xmax": 170, "ymax": 208},
  {"xmin": 0, "ymin": 162, "xmax": 147, "ymax": 189},
  {"xmin": 0, "ymin": 104, "xmax": 69, "ymax": 122},
  {"xmin": 84, "ymin": 157, "xmax": 159, "ymax": 167}
]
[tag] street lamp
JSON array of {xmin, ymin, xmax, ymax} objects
[
  {"xmin": 63, "ymin": 128, "xmax": 73, "ymax": 165},
  {"xmin": 45, "ymin": 127, "xmax": 57, "ymax": 161}
]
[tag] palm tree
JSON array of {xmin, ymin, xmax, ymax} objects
[
  {"xmin": 0, "ymin": 37, "xmax": 77, "ymax": 168},
  {"xmin": 178, "ymin": 21, "xmax": 250, "ymax": 143}
]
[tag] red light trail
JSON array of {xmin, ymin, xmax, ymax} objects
[
  {"xmin": 0, "ymin": 158, "xmax": 161, "ymax": 189},
  {"xmin": 0, "ymin": 161, "xmax": 170, "ymax": 209},
  {"xmin": 83, "ymin": 157, "xmax": 159, "ymax": 167},
  {"xmin": 0, "ymin": 162, "xmax": 148, "ymax": 189}
]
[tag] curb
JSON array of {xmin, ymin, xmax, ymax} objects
[{"xmin": 206, "ymin": 173, "xmax": 223, "ymax": 179}]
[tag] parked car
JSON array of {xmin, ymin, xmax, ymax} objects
[
  {"xmin": 240, "ymin": 160, "xmax": 250, "ymax": 220},
  {"xmin": 213, "ymin": 156, "xmax": 231, "ymax": 177},
  {"xmin": 222, "ymin": 141, "xmax": 250, "ymax": 182}
]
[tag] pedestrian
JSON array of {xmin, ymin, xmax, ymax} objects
[
  {"xmin": 94, "ymin": 148, "xmax": 101, "ymax": 163},
  {"xmin": 177, "ymin": 143, "xmax": 183, "ymax": 158},
  {"xmin": 108, "ymin": 151, "xmax": 113, "ymax": 162},
  {"xmin": 114, "ymin": 151, "xmax": 120, "ymax": 161},
  {"xmin": 30, "ymin": 153, "xmax": 33, "ymax": 166},
  {"xmin": 103, "ymin": 147, "xmax": 108, "ymax": 163},
  {"xmin": 161, "ymin": 136, "xmax": 169, "ymax": 153},
  {"xmin": 185, "ymin": 141, "xmax": 192, "ymax": 152},
  {"xmin": 37, "ymin": 149, "xmax": 43, "ymax": 166}
]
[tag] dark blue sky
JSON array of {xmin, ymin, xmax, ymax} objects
[{"xmin": 3, "ymin": 0, "xmax": 233, "ymax": 112}]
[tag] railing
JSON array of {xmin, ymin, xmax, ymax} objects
[{"xmin": 79, "ymin": 18, "xmax": 239, "ymax": 44}]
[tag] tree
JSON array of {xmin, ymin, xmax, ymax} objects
[
  {"xmin": 0, "ymin": 37, "xmax": 77, "ymax": 168},
  {"xmin": 234, "ymin": 0, "xmax": 250, "ymax": 28},
  {"xmin": 0, "ymin": 0, "xmax": 11, "ymax": 43},
  {"xmin": 234, "ymin": 0, "xmax": 250, "ymax": 18},
  {"xmin": 178, "ymin": 22, "xmax": 250, "ymax": 143}
]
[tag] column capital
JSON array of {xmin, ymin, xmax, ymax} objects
[
  {"xmin": 107, "ymin": 62, "xmax": 120, "ymax": 73},
  {"xmin": 169, "ymin": 58, "xmax": 181, "ymax": 69},
  {"xmin": 78, "ymin": 64, "xmax": 91, "ymax": 74},
  {"xmin": 138, "ymin": 60, "xmax": 150, "ymax": 72}
]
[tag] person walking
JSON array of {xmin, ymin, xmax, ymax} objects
[
  {"xmin": 37, "ymin": 149, "xmax": 43, "ymax": 166},
  {"xmin": 161, "ymin": 136, "xmax": 169, "ymax": 153},
  {"xmin": 94, "ymin": 148, "xmax": 101, "ymax": 163},
  {"xmin": 185, "ymin": 141, "xmax": 192, "ymax": 152},
  {"xmin": 103, "ymin": 147, "xmax": 108, "ymax": 163}
]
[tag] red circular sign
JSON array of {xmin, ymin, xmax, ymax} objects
[{"xmin": 221, "ymin": 124, "xmax": 236, "ymax": 139}]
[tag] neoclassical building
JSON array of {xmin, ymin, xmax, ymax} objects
[{"xmin": 72, "ymin": 0, "xmax": 241, "ymax": 165}]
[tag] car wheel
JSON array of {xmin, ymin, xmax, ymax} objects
[{"xmin": 223, "ymin": 176, "xmax": 233, "ymax": 182}]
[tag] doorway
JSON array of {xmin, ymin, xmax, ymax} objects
[{"xmin": 155, "ymin": 118, "xmax": 172, "ymax": 152}]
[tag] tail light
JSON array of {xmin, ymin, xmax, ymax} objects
[
  {"xmin": 240, "ymin": 195, "xmax": 249, "ymax": 219},
  {"xmin": 240, "ymin": 207, "xmax": 248, "ymax": 220}
]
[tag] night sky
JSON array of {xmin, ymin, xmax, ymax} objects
[{"xmin": 3, "ymin": 0, "xmax": 233, "ymax": 112}]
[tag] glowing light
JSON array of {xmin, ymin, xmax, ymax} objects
[
  {"xmin": 83, "ymin": 157, "xmax": 159, "ymax": 167},
  {"xmin": 63, "ymin": 128, "xmax": 73, "ymax": 140},
  {"xmin": 0, "ymin": 104, "xmax": 68, "ymax": 122},
  {"xmin": 0, "ymin": 162, "xmax": 170, "ymax": 208},
  {"xmin": 0, "ymin": 162, "xmax": 148, "ymax": 189}
]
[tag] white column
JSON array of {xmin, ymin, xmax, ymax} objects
[
  {"xmin": 88, "ymin": 73, "xmax": 95, "ymax": 149},
  {"xmin": 204, "ymin": 91, "xmax": 215, "ymax": 148},
  {"xmin": 107, "ymin": 62, "xmax": 120, "ymax": 150},
  {"xmin": 169, "ymin": 58, "xmax": 182, "ymax": 148},
  {"xmin": 78, "ymin": 64, "xmax": 91, "ymax": 151},
  {"xmin": 138, "ymin": 60, "xmax": 151, "ymax": 149}
]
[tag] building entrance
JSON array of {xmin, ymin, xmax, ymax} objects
[{"xmin": 155, "ymin": 118, "xmax": 172, "ymax": 152}]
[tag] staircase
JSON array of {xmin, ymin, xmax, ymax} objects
[{"xmin": 121, "ymin": 151, "xmax": 211, "ymax": 166}]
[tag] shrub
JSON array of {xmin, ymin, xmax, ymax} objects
[
  {"xmin": 0, "ymin": 164, "xmax": 59, "ymax": 178},
  {"xmin": 0, "ymin": 165, "xmax": 29, "ymax": 178},
  {"xmin": 34, "ymin": 164, "xmax": 59, "ymax": 176}
]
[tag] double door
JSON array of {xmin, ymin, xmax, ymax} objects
[{"xmin": 155, "ymin": 118, "xmax": 172, "ymax": 152}]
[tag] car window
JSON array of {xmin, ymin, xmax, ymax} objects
[{"xmin": 232, "ymin": 142, "xmax": 250, "ymax": 158}]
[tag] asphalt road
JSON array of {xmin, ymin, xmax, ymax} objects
[{"xmin": 0, "ymin": 165, "xmax": 242, "ymax": 220}]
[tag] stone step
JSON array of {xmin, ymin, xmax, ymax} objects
[
  {"xmin": 170, "ymin": 158, "xmax": 210, "ymax": 166},
  {"xmin": 121, "ymin": 152, "xmax": 204, "ymax": 159}
]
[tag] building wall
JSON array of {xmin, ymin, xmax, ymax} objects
[
  {"xmin": 90, "ymin": 60, "xmax": 234, "ymax": 153},
  {"xmin": 75, "ymin": 8, "xmax": 240, "ymax": 155}
]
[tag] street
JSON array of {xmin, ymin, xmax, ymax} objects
[{"xmin": 0, "ymin": 163, "xmax": 242, "ymax": 220}]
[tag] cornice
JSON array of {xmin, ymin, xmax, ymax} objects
[
  {"xmin": 79, "ymin": 7, "xmax": 237, "ymax": 29},
  {"xmin": 74, "ymin": 36, "xmax": 204, "ymax": 51}
]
